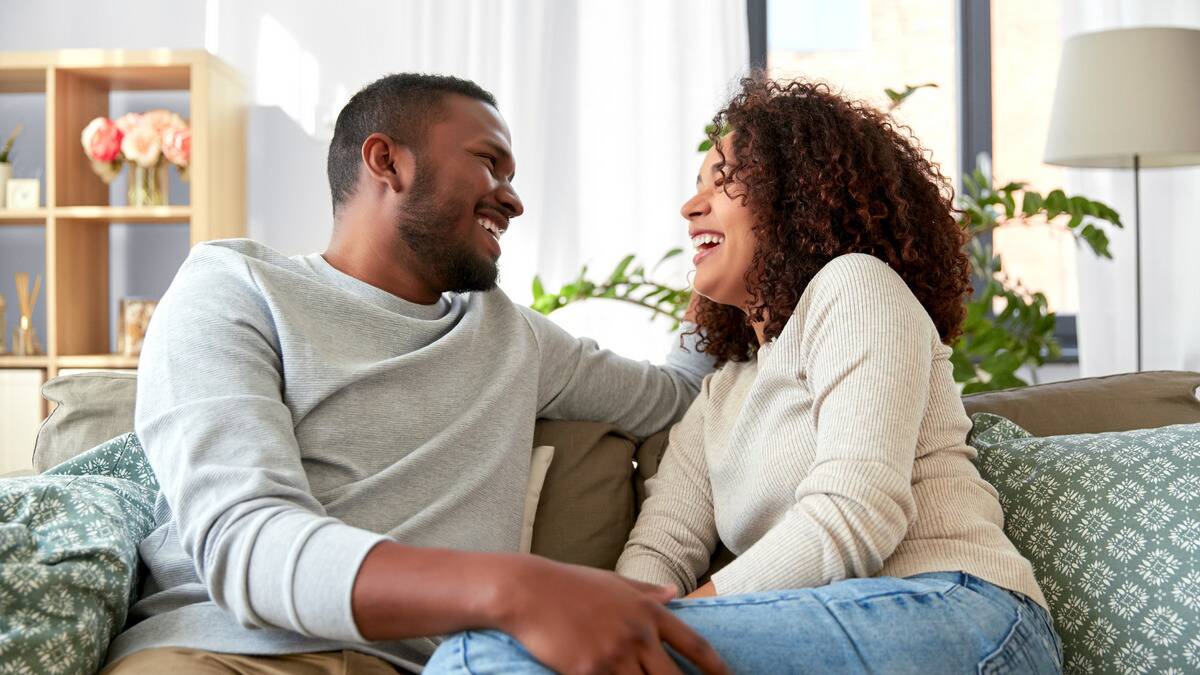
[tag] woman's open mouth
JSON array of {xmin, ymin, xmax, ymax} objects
[{"xmin": 691, "ymin": 231, "xmax": 725, "ymax": 265}]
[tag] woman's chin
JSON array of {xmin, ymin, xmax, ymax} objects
[{"xmin": 691, "ymin": 283, "xmax": 737, "ymax": 309}]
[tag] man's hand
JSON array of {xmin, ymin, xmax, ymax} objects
[
  {"xmin": 351, "ymin": 542, "xmax": 727, "ymax": 675},
  {"xmin": 491, "ymin": 555, "xmax": 728, "ymax": 675}
]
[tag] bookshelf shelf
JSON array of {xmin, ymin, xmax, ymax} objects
[{"xmin": 0, "ymin": 49, "xmax": 246, "ymax": 469}]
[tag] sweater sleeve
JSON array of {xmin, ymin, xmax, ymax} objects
[
  {"xmin": 134, "ymin": 247, "xmax": 386, "ymax": 642},
  {"xmin": 517, "ymin": 306, "xmax": 714, "ymax": 439},
  {"xmin": 711, "ymin": 255, "xmax": 932, "ymax": 595},
  {"xmin": 615, "ymin": 385, "xmax": 718, "ymax": 594}
]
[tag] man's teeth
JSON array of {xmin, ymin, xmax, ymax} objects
[
  {"xmin": 691, "ymin": 232, "xmax": 725, "ymax": 250},
  {"xmin": 477, "ymin": 216, "xmax": 504, "ymax": 239}
]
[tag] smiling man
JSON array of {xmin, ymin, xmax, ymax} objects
[{"xmin": 102, "ymin": 74, "xmax": 725, "ymax": 675}]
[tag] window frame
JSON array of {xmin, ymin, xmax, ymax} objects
[{"xmin": 750, "ymin": 0, "xmax": 1078, "ymax": 362}]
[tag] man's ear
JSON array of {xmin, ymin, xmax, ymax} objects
[{"xmin": 361, "ymin": 133, "xmax": 417, "ymax": 194}]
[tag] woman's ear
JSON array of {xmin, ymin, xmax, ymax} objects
[{"xmin": 361, "ymin": 132, "xmax": 417, "ymax": 194}]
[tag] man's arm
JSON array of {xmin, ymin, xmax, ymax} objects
[
  {"xmin": 136, "ymin": 250, "xmax": 386, "ymax": 640},
  {"xmin": 518, "ymin": 306, "xmax": 715, "ymax": 438},
  {"xmin": 140, "ymin": 250, "xmax": 725, "ymax": 673}
]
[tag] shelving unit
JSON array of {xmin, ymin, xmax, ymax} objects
[{"xmin": 0, "ymin": 50, "xmax": 245, "ymax": 471}]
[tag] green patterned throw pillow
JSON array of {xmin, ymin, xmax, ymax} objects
[
  {"xmin": 0, "ymin": 433, "xmax": 157, "ymax": 674},
  {"xmin": 969, "ymin": 414, "xmax": 1200, "ymax": 674}
]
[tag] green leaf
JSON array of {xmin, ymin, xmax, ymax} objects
[
  {"xmin": 654, "ymin": 247, "xmax": 684, "ymax": 271},
  {"xmin": 1001, "ymin": 192, "xmax": 1016, "ymax": 219},
  {"xmin": 532, "ymin": 276, "xmax": 545, "ymax": 300},
  {"xmin": 949, "ymin": 348, "xmax": 977, "ymax": 382},
  {"xmin": 698, "ymin": 139, "xmax": 713, "ymax": 152},
  {"xmin": 1020, "ymin": 191, "xmax": 1044, "ymax": 216},
  {"xmin": 607, "ymin": 254, "xmax": 636, "ymax": 285},
  {"xmin": 1044, "ymin": 189, "xmax": 1069, "ymax": 220}
]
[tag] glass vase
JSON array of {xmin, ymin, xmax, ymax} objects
[{"xmin": 127, "ymin": 160, "xmax": 168, "ymax": 207}]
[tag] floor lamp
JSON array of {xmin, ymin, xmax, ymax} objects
[{"xmin": 1044, "ymin": 26, "xmax": 1200, "ymax": 372}]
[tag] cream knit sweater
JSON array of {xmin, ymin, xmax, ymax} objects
[{"xmin": 616, "ymin": 253, "xmax": 1047, "ymax": 610}]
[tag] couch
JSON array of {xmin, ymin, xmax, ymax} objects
[{"xmin": 18, "ymin": 369, "xmax": 1200, "ymax": 672}]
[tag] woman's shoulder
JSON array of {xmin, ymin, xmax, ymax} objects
[
  {"xmin": 809, "ymin": 252, "xmax": 907, "ymax": 292},
  {"xmin": 786, "ymin": 253, "xmax": 934, "ymax": 344},
  {"xmin": 799, "ymin": 253, "xmax": 922, "ymax": 313}
]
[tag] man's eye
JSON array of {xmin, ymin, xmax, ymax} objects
[{"xmin": 479, "ymin": 154, "xmax": 497, "ymax": 170}]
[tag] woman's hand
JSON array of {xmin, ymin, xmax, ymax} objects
[{"xmin": 685, "ymin": 581, "xmax": 717, "ymax": 599}]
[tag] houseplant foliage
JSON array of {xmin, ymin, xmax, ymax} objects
[{"xmin": 531, "ymin": 87, "xmax": 1122, "ymax": 393}]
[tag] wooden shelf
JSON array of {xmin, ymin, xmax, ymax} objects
[
  {"xmin": 54, "ymin": 205, "xmax": 191, "ymax": 223},
  {"xmin": 0, "ymin": 355, "xmax": 49, "ymax": 368},
  {"xmin": 0, "ymin": 68, "xmax": 46, "ymax": 93},
  {"xmin": 0, "ymin": 49, "xmax": 245, "ymax": 463},
  {"xmin": 55, "ymin": 354, "xmax": 139, "ymax": 369},
  {"xmin": 0, "ymin": 209, "xmax": 48, "ymax": 224}
]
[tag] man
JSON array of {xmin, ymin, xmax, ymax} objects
[{"xmin": 103, "ymin": 74, "xmax": 727, "ymax": 675}]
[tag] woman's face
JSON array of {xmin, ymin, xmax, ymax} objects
[{"xmin": 681, "ymin": 136, "xmax": 758, "ymax": 310}]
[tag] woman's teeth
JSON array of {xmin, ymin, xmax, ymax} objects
[{"xmin": 691, "ymin": 232, "xmax": 725, "ymax": 251}]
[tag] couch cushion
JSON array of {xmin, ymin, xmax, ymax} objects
[
  {"xmin": 968, "ymin": 413, "xmax": 1200, "ymax": 674},
  {"xmin": 531, "ymin": 421, "xmax": 637, "ymax": 569},
  {"xmin": 34, "ymin": 372, "xmax": 137, "ymax": 473},
  {"xmin": 0, "ymin": 434, "xmax": 158, "ymax": 674},
  {"xmin": 963, "ymin": 370, "xmax": 1200, "ymax": 437}
]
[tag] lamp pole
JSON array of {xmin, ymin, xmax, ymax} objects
[{"xmin": 1134, "ymin": 153, "xmax": 1141, "ymax": 372}]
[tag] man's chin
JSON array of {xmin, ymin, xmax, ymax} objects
[{"xmin": 443, "ymin": 256, "xmax": 499, "ymax": 294}]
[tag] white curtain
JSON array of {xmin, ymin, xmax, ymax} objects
[
  {"xmin": 1061, "ymin": 0, "xmax": 1200, "ymax": 374},
  {"xmin": 203, "ymin": 0, "xmax": 749, "ymax": 361}
]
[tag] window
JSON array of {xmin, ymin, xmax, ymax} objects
[
  {"xmin": 990, "ymin": 0, "xmax": 1075, "ymax": 315},
  {"xmin": 766, "ymin": 0, "xmax": 960, "ymax": 191}
]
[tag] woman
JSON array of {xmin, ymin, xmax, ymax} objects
[{"xmin": 429, "ymin": 77, "xmax": 1063, "ymax": 673}]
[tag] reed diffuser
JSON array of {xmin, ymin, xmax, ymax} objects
[{"xmin": 12, "ymin": 272, "xmax": 42, "ymax": 356}]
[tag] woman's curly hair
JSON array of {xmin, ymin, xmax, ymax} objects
[{"xmin": 691, "ymin": 76, "xmax": 972, "ymax": 366}]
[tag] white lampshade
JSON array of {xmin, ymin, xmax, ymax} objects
[{"xmin": 1044, "ymin": 27, "xmax": 1200, "ymax": 169}]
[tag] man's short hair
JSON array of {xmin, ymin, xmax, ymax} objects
[{"xmin": 326, "ymin": 73, "xmax": 497, "ymax": 216}]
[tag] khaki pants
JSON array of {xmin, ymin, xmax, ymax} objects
[{"xmin": 102, "ymin": 647, "xmax": 401, "ymax": 674}]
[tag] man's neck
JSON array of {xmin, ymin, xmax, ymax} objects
[{"xmin": 324, "ymin": 212, "xmax": 442, "ymax": 305}]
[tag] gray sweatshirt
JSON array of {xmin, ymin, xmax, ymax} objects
[{"xmin": 108, "ymin": 239, "xmax": 710, "ymax": 670}]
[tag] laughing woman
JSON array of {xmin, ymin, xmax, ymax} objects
[{"xmin": 428, "ymin": 77, "xmax": 1063, "ymax": 674}]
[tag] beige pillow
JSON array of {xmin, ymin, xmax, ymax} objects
[
  {"xmin": 962, "ymin": 370, "xmax": 1200, "ymax": 437},
  {"xmin": 530, "ymin": 421, "xmax": 638, "ymax": 569},
  {"xmin": 521, "ymin": 445, "xmax": 555, "ymax": 553},
  {"xmin": 34, "ymin": 372, "xmax": 137, "ymax": 473}
]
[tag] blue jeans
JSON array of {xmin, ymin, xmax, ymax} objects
[{"xmin": 424, "ymin": 572, "xmax": 1063, "ymax": 674}]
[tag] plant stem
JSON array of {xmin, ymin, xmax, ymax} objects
[{"xmin": 602, "ymin": 293, "xmax": 684, "ymax": 322}]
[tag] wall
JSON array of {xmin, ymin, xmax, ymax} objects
[{"xmin": 6, "ymin": 0, "xmax": 749, "ymax": 363}]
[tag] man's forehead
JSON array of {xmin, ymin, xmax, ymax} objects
[{"xmin": 433, "ymin": 94, "xmax": 511, "ymax": 145}]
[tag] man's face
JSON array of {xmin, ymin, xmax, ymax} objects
[{"xmin": 395, "ymin": 94, "xmax": 523, "ymax": 294}]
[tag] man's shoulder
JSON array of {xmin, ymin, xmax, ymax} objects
[{"xmin": 176, "ymin": 239, "xmax": 310, "ymax": 293}]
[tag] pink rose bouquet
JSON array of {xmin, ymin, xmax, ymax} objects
[{"xmin": 81, "ymin": 109, "xmax": 192, "ymax": 184}]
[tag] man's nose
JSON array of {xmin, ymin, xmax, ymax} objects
[{"xmin": 499, "ymin": 185, "xmax": 524, "ymax": 218}]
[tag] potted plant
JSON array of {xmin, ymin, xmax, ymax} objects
[{"xmin": 0, "ymin": 124, "xmax": 22, "ymax": 208}]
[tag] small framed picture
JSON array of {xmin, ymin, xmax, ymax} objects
[{"xmin": 6, "ymin": 179, "xmax": 39, "ymax": 209}]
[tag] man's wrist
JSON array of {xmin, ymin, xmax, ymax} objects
[{"xmin": 351, "ymin": 542, "xmax": 520, "ymax": 640}]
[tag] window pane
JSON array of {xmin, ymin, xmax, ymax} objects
[
  {"xmin": 767, "ymin": 0, "xmax": 959, "ymax": 190},
  {"xmin": 990, "ymin": 0, "xmax": 1075, "ymax": 313}
]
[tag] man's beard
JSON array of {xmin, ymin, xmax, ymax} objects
[{"xmin": 396, "ymin": 162, "xmax": 499, "ymax": 293}]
